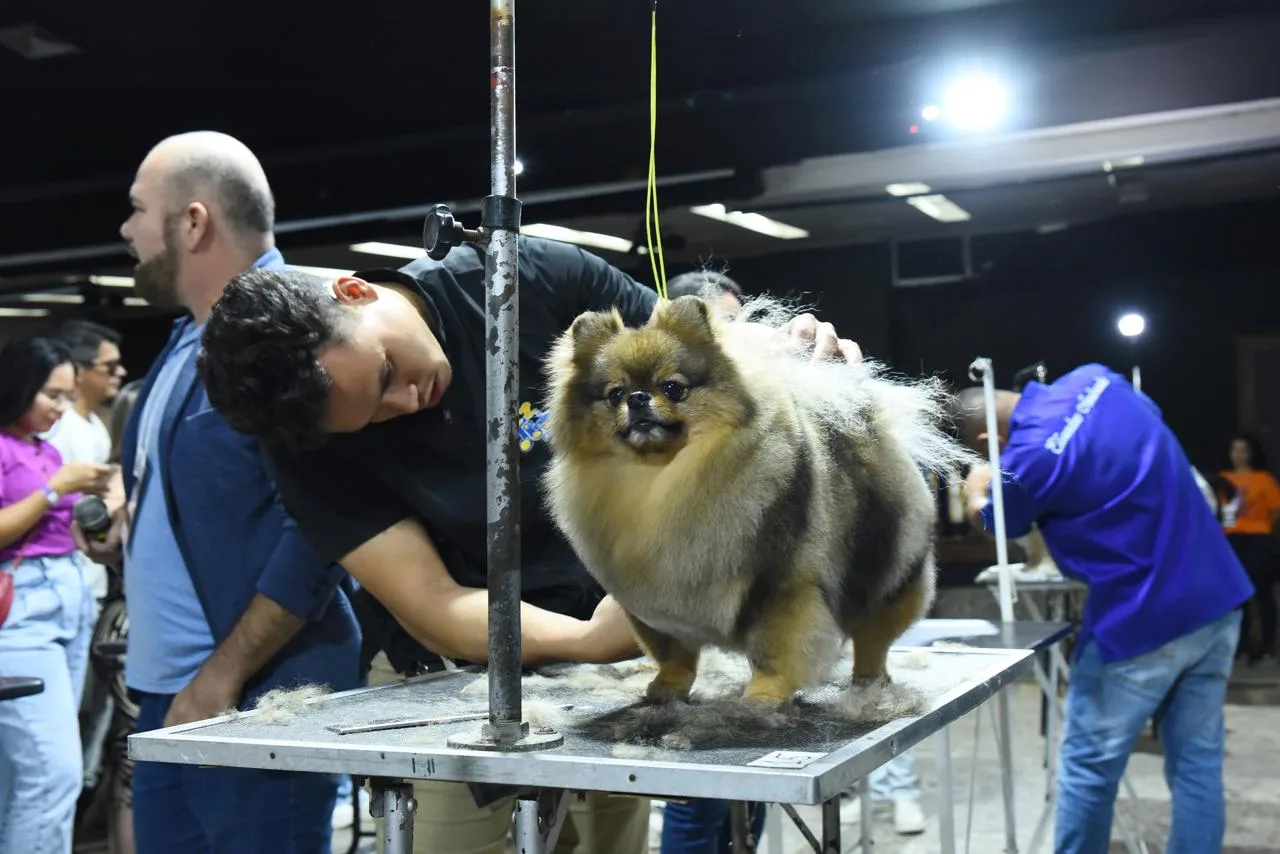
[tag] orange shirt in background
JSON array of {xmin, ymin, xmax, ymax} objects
[{"xmin": 1220, "ymin": 469, "xmax": 1280, "ymax": 535}]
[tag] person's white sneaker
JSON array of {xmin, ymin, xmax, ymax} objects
[
  {"xmin": 839, "ymin": 795, "xmax": 864, "ymax": 825},
  {"xmin": 331, "ymin": 801, "xmax": 354, "ymax": 830},
  {"xmin": 893, "ymin": 797, "xmax": 926, "ymax": 835}
]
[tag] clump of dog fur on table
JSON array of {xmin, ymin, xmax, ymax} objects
[{"xmin": 538, "ymin": 292, "xmax": 979, "ymax": 749}]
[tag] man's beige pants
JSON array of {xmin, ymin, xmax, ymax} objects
[{"xmin": 366, "ymin": 653, "xmax": 650, "ymax": 854}]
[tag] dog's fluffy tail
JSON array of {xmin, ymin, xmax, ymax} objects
[
  {"xmin": 725, "ymin": 294, "xmax": 978, "ymax": 477},
  {"xmin": 864, "ymin": 367, "xmax": 981, "ymax": 477}
]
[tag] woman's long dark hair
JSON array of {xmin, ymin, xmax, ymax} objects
[
  {"xmin": 1231, "ymin": 432, "xmax": 1270, "ymax": 472},
  {"xmin": 0, "ymin": 337, "xmax": 73, "ymax": 427}
]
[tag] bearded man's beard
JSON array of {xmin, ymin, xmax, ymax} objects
[{"xmin": 132, "ymin": 237, "xmax": 182, "ymax": 310}]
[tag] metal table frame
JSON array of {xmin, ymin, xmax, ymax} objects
[
  {"xmin": 130, "ymin": 646, "xmax": 1035, "ymax": 854},
  {"xmin": 756, "ymin": 619, "xmax": 1075, "ymax": 854}
]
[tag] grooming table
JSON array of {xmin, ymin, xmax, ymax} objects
[{"xmin": 130, "ymin": 646, "xmax": 1032, "ymax": 853}]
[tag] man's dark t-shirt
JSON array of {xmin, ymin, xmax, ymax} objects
[{"xmin": 266, "ymin": 236, "xmax": 658, "ymax": 675}]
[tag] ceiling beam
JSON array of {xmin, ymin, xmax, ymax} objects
[{"xmin": 753, "ymin": 97, "xmax": 1280, "ymax": 209}]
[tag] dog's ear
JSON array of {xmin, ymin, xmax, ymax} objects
[
  {"xmin": 653, "ymin": 295, "xmax": 716, "ymax": 346},
  {"xmin": 568, "ymin": 309, "xmax": 624, "ymax": 363}
]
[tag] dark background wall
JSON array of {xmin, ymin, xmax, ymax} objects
[
  {"xmin": 657, "ymin": 197, "xmax": 1280, "ymax": 475},
  {"xmin": 19, "ymin": 197, "xmax": 1280, "ymax": 476}
]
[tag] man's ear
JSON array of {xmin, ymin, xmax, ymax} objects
[
  {"xmin": 568, "ymin": 309, "xmax": 623, "ymax": 363},
  {"xmin": 180, "ymin": 201, "xmax": 211, "ymax": 251},
  {"xmin": 652, "ymin": 295, "xmax": 715, "ymax": 345},
  {"xmin": 333, "ymin": 277, "xmax": 378, "ymax": 306}
]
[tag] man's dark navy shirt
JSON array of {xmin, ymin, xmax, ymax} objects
[
  {"xmin": 267, "ymin": 236, "xmax": 657, "ymax": 673},
  {"xmin": 980, "ymin": 363, "xmax": 1254, "ymax": 663}
]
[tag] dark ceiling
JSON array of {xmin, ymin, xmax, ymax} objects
[{"xmin": 2, "ymin": 0, "xmax": 1280, "ymax": 281}]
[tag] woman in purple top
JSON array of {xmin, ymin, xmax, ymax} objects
[{"xmin": 0, "ymin": 337, "xmax": 115, "ymax": 854}]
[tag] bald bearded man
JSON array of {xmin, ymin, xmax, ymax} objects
[{"xmin": 86, "ymin": 131, "xmax": 360, "ymax": 854}]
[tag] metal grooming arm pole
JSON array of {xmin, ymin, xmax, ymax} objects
[
  {"xmin": 968, "ymin": 357, "xmax": 1015, "ymax": 624},
  {"xmin": 421, "ymin": 0, "xmax": 561, "ymax": 756},
  {"xmin": 414, "ymin": 4, "xmax": 566, "ymax": 850},
  {"xmin": 968, "ymin": 356, "xmax": 1019, "ymax": 854}
]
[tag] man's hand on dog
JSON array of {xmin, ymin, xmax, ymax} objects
[{"xmin": 777, "ymin": 313, "xmax": 862, "ymax": 364}]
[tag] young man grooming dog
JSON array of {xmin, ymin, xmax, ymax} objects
[{"xmin": 196, "ymin": 239, "xmax": 859, "ymax": 854}]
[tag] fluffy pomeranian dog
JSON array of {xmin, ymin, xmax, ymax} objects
[{"xmin": 543, "ymin": 295, "xmax": 975, "ymax": 712}]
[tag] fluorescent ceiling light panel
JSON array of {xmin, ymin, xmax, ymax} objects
[
  {"xmin": 689, "ymin": 204, "xmax": 809, "ymax": 239},
  {"xmin": 886, "ymin": 182, "xmax": 933, "ymax": 197},
  {"xmin": 350, "ymin": 242, "xmax": 423, "ymax": 260},
  {"xmin": 0, "ymin": 307, "xmax": 50, "ymax": 317},
  {"xmin": 89, "ymin": 274, "xmax": 134, "ymax": 288},
  {"xmin": 123, "ymin": 297, "xmax": 150, "ymax": 307},
  {"xmin": 19, "ymin": 293, "xmax": 83, "ymax": 304},
  {"xmin": 905, "ymin": 194, "xmax": 972, "ymax": 223},
  {"xmin": 1103, "ymin": 156, "xmax": 1145, "ymax": 172},
  {"xmin": 521, "ymin": 223, "xmax": 633, "ymax": 254}
]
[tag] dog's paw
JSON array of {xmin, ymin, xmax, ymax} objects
[
  {"xmin": 851, "ymin": 671, "xmax": 892, "ymax": 688},
  {"xmin": 644, "ymin": 677, "xmax": 692, "ymax": 705}
]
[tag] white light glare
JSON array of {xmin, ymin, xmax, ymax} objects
[
  {"xmin": 689, "ymin": 204, "xmax": 809, "ymax": 239},
  {"xmin": 520, "ymin": 223, "xmax": 633, "ymax": 254},
  {"xmin": 351, "ymin": 241, "xmax": 423, "ymax": 260},
  {"xmin": 943, "ymin": 73, "xmax": 1007, "ymax": 132},
  {"xmin": 921, "ymin": 104, "xmax": 941, "ymax": 122},
  {"xmin": 1117, "ymin": 313, "xmax": 1145, "ymax": 338},
  {"xmin": 514, "ymin": 159, "xmax": 524, "ymax": 176}
]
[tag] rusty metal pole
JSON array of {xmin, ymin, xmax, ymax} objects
[
  {"xmin": 482, "ymin": 0, "xmax": 525, "ymax": 746},
  {"xmin": 447, "ymin": 0, "xmax": 561, "ymax": 754}
]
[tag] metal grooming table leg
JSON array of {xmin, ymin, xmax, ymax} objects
[
  {"xmin": 937, "ymin": 724, "xmax": 957, "ymax": 854},
  {"xmin": 730, "ymin": 801, "xmax": 759, "ymax": 852},
  {"xmin": 370, "ymin": 779, "xmax": 416, "ymax": 854},
  {"xmin": 996, "ymin": 689, "xmax": 1019, "ymax": 853},
  {"xmin": 513, "ymin": 790, "xmax": 570, "ymax": 853}
]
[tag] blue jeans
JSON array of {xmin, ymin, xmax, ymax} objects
[
  {"xmin": 0, "ymin": 553, "xmax": 96, "ymax": 854},
  {"xmin": 131, "ymin": 691, "xmax": 337, "ymax": 854},
  {"xmin": 1055, "ymin": 609, "xmax": 1240, "ymax": 854},
  {"xmin": 869, "ymin": 751, "xmax": 920, "ymax": 800},
  {"xmin": 661, "ymin": 799, "xmax": 767, "ymax": 854}
]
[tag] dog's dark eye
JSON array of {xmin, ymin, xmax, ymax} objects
[
  {"xmin": 607, "ymin": 387, "xmax": 626, "ymax": 407},
  {"xmin": 660, "ymin": 380, "xmax": 688, "ymax": 402}
]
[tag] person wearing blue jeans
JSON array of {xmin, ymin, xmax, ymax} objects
[
  {"xmin": 0, "ymin": 337, "xmax": 117, "ymax": 854},
  {"xmin": 953, "ymin": 364, "xmax": 1254, "ymax": 854},
  {"xmin": 96, "ymin": 131, "xmax": 361, "ymax": 854},
  {"xmin": 1057, "ymin": 611, "xmax": 1239, "ymax": 852},
  {"xmin": 660, "ymin": 799, "xmax": 767, "ymax": 853}
]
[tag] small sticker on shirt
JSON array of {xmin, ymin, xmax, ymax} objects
[{"xmin": 517, "ymin": 402, "xmax": 550, "ymax": 452}]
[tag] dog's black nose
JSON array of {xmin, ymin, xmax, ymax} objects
[{"xmin": 627, "ymin": 391, "xmax": 651, "ymax": 409}]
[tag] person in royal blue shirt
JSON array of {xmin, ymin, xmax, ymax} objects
[{"xmin": 951, "ymin": 363, "xmax": 1253, "ymax": 854}]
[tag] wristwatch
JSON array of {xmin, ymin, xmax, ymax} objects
[{"xmin": 41, "ymin": 485, "xmax": 60, "ymax": 506}]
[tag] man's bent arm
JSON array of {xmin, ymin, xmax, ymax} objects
[
  {"xmin": 341, "ymin": 517, "xmax": 637, "ymax": 666},
  {"xmin": 198, "ymin": 593, "xmax": 306, "ymax": 687},
  {"xmin": 164, "ymin": 592, "xmax": 308, "ymax": 725}
]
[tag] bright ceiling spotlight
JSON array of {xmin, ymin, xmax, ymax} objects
[
  {"xmin": 921, "ymin": 104, "xmax": 941, "ymax": 122},
  {"xmin": 1117, "ymin": 312, "xmax": 1146, "ymax": 338},
  {"xmin": 942, "ymin": 73, "xmax": 1007, "ymax": 133}
]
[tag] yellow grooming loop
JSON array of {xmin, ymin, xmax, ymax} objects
[{"xmin": 645, "ymin": 1, "xmax": 670, "ymax": 301}]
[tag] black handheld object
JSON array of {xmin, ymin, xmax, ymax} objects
[
  {"xmin": 73, "ymin": 496, "xmax": 112, "ymax": 542},
  {"xmin": 1012, "ymin": 361, "xmax": 1048, "ymax": 393}
]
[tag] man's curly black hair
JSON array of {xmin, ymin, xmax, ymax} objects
[{"xmin": 198, "ymin": 267, "xmax": 355, "ymax": 452}]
